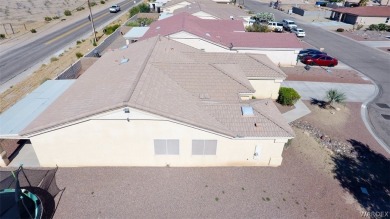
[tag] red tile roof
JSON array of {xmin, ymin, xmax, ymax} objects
[
  {"xmin": 331, "ymin": 6, "xmax": 390, "ymax": 17},
  {"xmin": 141, "ymin": 13, "xmax": 302, "ymax": 49}
]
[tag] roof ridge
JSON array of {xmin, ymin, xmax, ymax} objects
[
  {"xmin": 251, "ymin": 100, "xmax": 294, "ymax": 136},
  {"xmin": 123, "ymin": 36, "xmax": 160, "ymax": 103},
  {"xmin": 246, "ymin": 54, "xmax": 286, "ymax": 77},
  {"xmin": 210, "ymin": 64, "xmax": 255, "ymax": 92}
]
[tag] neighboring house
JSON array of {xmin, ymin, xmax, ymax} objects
[
  {"xmin": 330, "ymin": 6, "xmax": 390, "ymax": 25},
  {"xmin": 0, "ymin": 37, "xmax": 294, "ymax": 167},
  {"xmin": 163, "ymin": 0, "xmax": 251, "ymax": 24},
  {"xmin": 138, "ymin": 13, "xmax": 302, "ymax": 66}
]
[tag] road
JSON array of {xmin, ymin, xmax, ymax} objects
[
  {"xmin": 245, "ymin": 0, "xmax": 390, "ymax": 151},
  {"xmin": 0, "ymin": 0, "xmax": 140, "ymax": 85}
]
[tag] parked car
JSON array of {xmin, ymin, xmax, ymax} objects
[
  {"xmin": 298, "ymin": 49, "xmax": 327, "ymax": 60},
  {"xmin": 291, "ymin": 27, "xmax": 306, "ymax": 37},
  {"xmin": 109, "ymin": 5, "xmax": 120, "ymax": 13},
  {"xmin": 301, "ymin": 54, "xmax": 338, "ymax": 67},
  {"xmin": 282, "ymin": 19, "xmax": 297, "ymax": 31},
  {"xmin": 268, "ymin": 22, "xmax": 283, "ymax": 32}
]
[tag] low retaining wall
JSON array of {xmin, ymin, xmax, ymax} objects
[{"xmin": 292, "ymin": 6, "xmax": 332, "ymax": 17}]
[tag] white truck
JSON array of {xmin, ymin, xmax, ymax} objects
[{"xmin": 282, "ymin": 19, "xmax": 297, "ymax": 31}]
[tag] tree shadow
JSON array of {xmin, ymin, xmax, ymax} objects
[
  {"xmin": 332, "ymin": 139, "xmax": 390, "ymax": 213},
  {"xmin": 310, "ymin": 98, "xmax": 327, "ymax": 109}
]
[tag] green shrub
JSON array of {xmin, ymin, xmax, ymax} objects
[
  {"xmin": 44, "ymin": 16, "xmax": 52, "ymax": 21},
  {"xmin": 356, "ymin": 24, "xmax": 363, "ymax": 30},
  {"xmin": 100, "ymin": 0, "xmax": 105, "ymax": 4},
  {"xmin": 89, "ymin": 1, "xmax": 97, "ymax": 7},
  {"xmin": 246, "ymin": 23, "xmax": 270, "ymax": 32},
  {"xmin": 104, "ymin": 24, "xmax": 120, "ymax": 35},
  {"xmin": 126, "ymin": 18, "xmax": 154, "ymax": 27},
  {"xmin": 139, "ymin": 3, "xmax": 151, "ymax": 13},
  {"xmin": 277, "ymin": 87, "xmax": 301, "ymax": 106},
  {"xmin": 30, "ymin": 29, "xmax": 37, "ymax": 33},
  {"xmin": 76, "ymin": 52, "xmax": 84, "ymax": 58},
  {"xmin": 0, "ymin": 34, "xmax": 5, "ymax": 39},
  {"xmin": 64, "ymin": 10, "xmax": 72, "ymax": 16},
  {"xmin": 129, "ymin": 6, "xmax": 140, "ymax": 17},
  {"xmin": 336, "ymin": 28, "xmax": 344, "ymax": 32},
  {"xmin": 367, "ymin": 24, "xmax": 379, "ymax": 31},
  {"xmin": 76, "ymin": 6, "xmax": 85, "ymax": 11},
  {"xmin": 378, "ymin": 23, "xmax": 387, "ymax": 31},
  {"xmin": 76, "ymin": 40, "xmax": 82, "ymax": 45},
  {"xmin": 50, "ymin": 57, "xmax": 59, "ymax": 62},
  {"xmin": 52, "ymin": 16, "xmax": 60, "ymax": 20}
]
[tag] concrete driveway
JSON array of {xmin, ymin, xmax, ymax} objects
[{"xmin": 282, "ymin": 81, "xmax": 376, "ymax": 102}]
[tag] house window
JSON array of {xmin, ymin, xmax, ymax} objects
[
  {"xmin": 192, "ymin": 140, "xmax": 217, "ymax": 155},
  {"xmin": 154, "ymin": 139, "xmax": 179, "ymax": 155}
]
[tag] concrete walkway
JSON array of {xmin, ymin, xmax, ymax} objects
[{"xmin": 283, "ymin": 99, "xmax": 311, "ymax": 123}]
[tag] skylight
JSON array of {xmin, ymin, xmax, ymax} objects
[{"xmin": 241, "ymin": 106, "xmax": 254, "ymax": 116}]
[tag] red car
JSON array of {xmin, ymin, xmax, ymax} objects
[{"xmin": 301, "ymin": 54, "xmax": 338, "ymax": 67}]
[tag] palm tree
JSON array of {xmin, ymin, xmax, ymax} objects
[{"xmin": 325, "ymin": 89, "xmax": 346, "ymax": 108}]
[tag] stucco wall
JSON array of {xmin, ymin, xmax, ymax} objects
[
  {"xmin": 29, "ymin": 108, "xmax": 288, "ymax": 167},
  {"xmin": 357, "ymin": 16, "xmax": 389, "ymax": 25},
  {"xmin": 249, "ymin": 79, "xmax": 282, "ymax": 99},
  {"xmin": 169, "ymin": 32, "xmax": 299, "ymax": 66},
  {"xmin": 237, "ymin": 49, "xmax": 299, "ymax": 66}
]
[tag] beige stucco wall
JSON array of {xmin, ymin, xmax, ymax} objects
[
  {"xmin": 357, "ymin": 16, "xmax": 389, "ymax": 26},
  {"xmin": 237, "ymin": 49, "xmax": 299, "ymax": 66},
  {"xmin": 169, "ymin": 32, "xmax": 299, "ymax": 66},
  {"xmin": 29, "ymin": 109, "xmax": 288, "ymax": 167},
  {"xmin": 249, "ymin": 79, "xmax": 282, "ymax": 99}
]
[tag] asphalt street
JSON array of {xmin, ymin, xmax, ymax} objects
[
  {"xmin": 0, "ymin": 0, "xmax": 140, "ymax": 85},
  {"xmin": 245, "ymin": 0, "xmax": 390, "ymax": 151}
]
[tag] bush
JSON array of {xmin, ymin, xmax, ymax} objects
[
  {"xmin": 44, "ymin": 16, "xmax": 52, "ymax": 21},
  {"xmin": 76, "ymin": 6, "xmax": 85, "ymax": 11},
  {"xmin": 139, "ymin": 3, "xmax": 151, "ymax": 13},
  {"xmin": 64, "ymin": 10, "xmax": 72, "ymax": 16},
  {"xmin": 50, "ymin": 57, "xmax": 59, "ymax": 62},
  {"xmin": 367, "ymin": 24, "xmax": 379, "ymax": 31},
  {"xmin": 30, "ymin": 29, "xmax": 37, "ymax": 33},
  {"xmin": 378, "ymin": 23, "xmax": 387, "ymax": 31},
  {"xmin": 246, "ymin": 23, "xmax": 270, "ymax": 32},
  {"xmin": 52, "ymin": 16, "xmax": 60, "ymax": 20},
  {"xmin": 100, "ymin": 0, "xmax": 105, "ymax": 4},
  {"xmin": 356, "ymin": 24, "xmax": 363, "ymax": 30},
  {"xmin": 76, "ymin": 52, "xmax": 84, "ymax": 58},
  {"xmin": 104, "ymin": 24, "xmax": 120, "ymax": 35},
  {"xmin": 89, "ymin": 1, "xmax": 97, "ymax": 7},
  {"xmin": 0, "ymin": 34, "xmax": 5, "ymax": 39},
  {"xmin": 129, "ymin": 6, "xmax": 140, "ymax": 17},
  {"xmin": 336, "ymin": 28, "xmax": 344, "ymax": 32},
  {"xmin": 126, "ymin": 18, "xmax": 154, "ymax": 27},
  {"xmin": 277, "ymin": 87, "xmax": 301, "ymax": 106},
  {"xmin": 76, "ymin": 40, "xmax": 82, "ymax": 45}
]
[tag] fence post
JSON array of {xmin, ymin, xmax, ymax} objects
[
  {"xmin": 24, "ymin": 23, "xmax": 27, "ymax": 30},
  {"xmin": 3, "ymin": 24, "xmax": 7, "ymax": 35},
  {"xmin": 10, "ymin": 23, "xmax": 15, "ymax": 34}
]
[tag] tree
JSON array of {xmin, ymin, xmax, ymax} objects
[
  {"xmin": 325, "ymin": 89, "xmax": 346, "ymax": 108},
  {"xmin": 358, "ymin": 0, "xmax": 369, "ymax": 6},
  {"xmin": 251, "ymin": 12, "xmax": 275, "ymax": 23}
]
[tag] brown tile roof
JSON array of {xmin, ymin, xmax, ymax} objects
[
  {"xmin": 164, "ymin": 0, "xmax": 249, "ymax": 20},
  {"xmin": 22, "ymin": 37, "xmax": 293, "ymax": 138},
  {"xmin": 331, "ymin": 6, "xmax": 390, "ymax": 17}
]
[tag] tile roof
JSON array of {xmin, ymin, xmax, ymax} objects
[
  {"xmin": 22, "ymin": 37, "xmax": 293, "ymax": 138},
  {"xmin": 164, "ymin": 0, "xmax": 249, "ymax": 20},
  {"xmin": 140, "ymin": 12, "xmax": 245, "ymax": 41},
  {"xmin": 140, "ymin": 13, "xmax": 302, "ymax": 50},
  {"xmin": 331, "ymin": 6, "xmax": 390, "ymax": 17}
]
